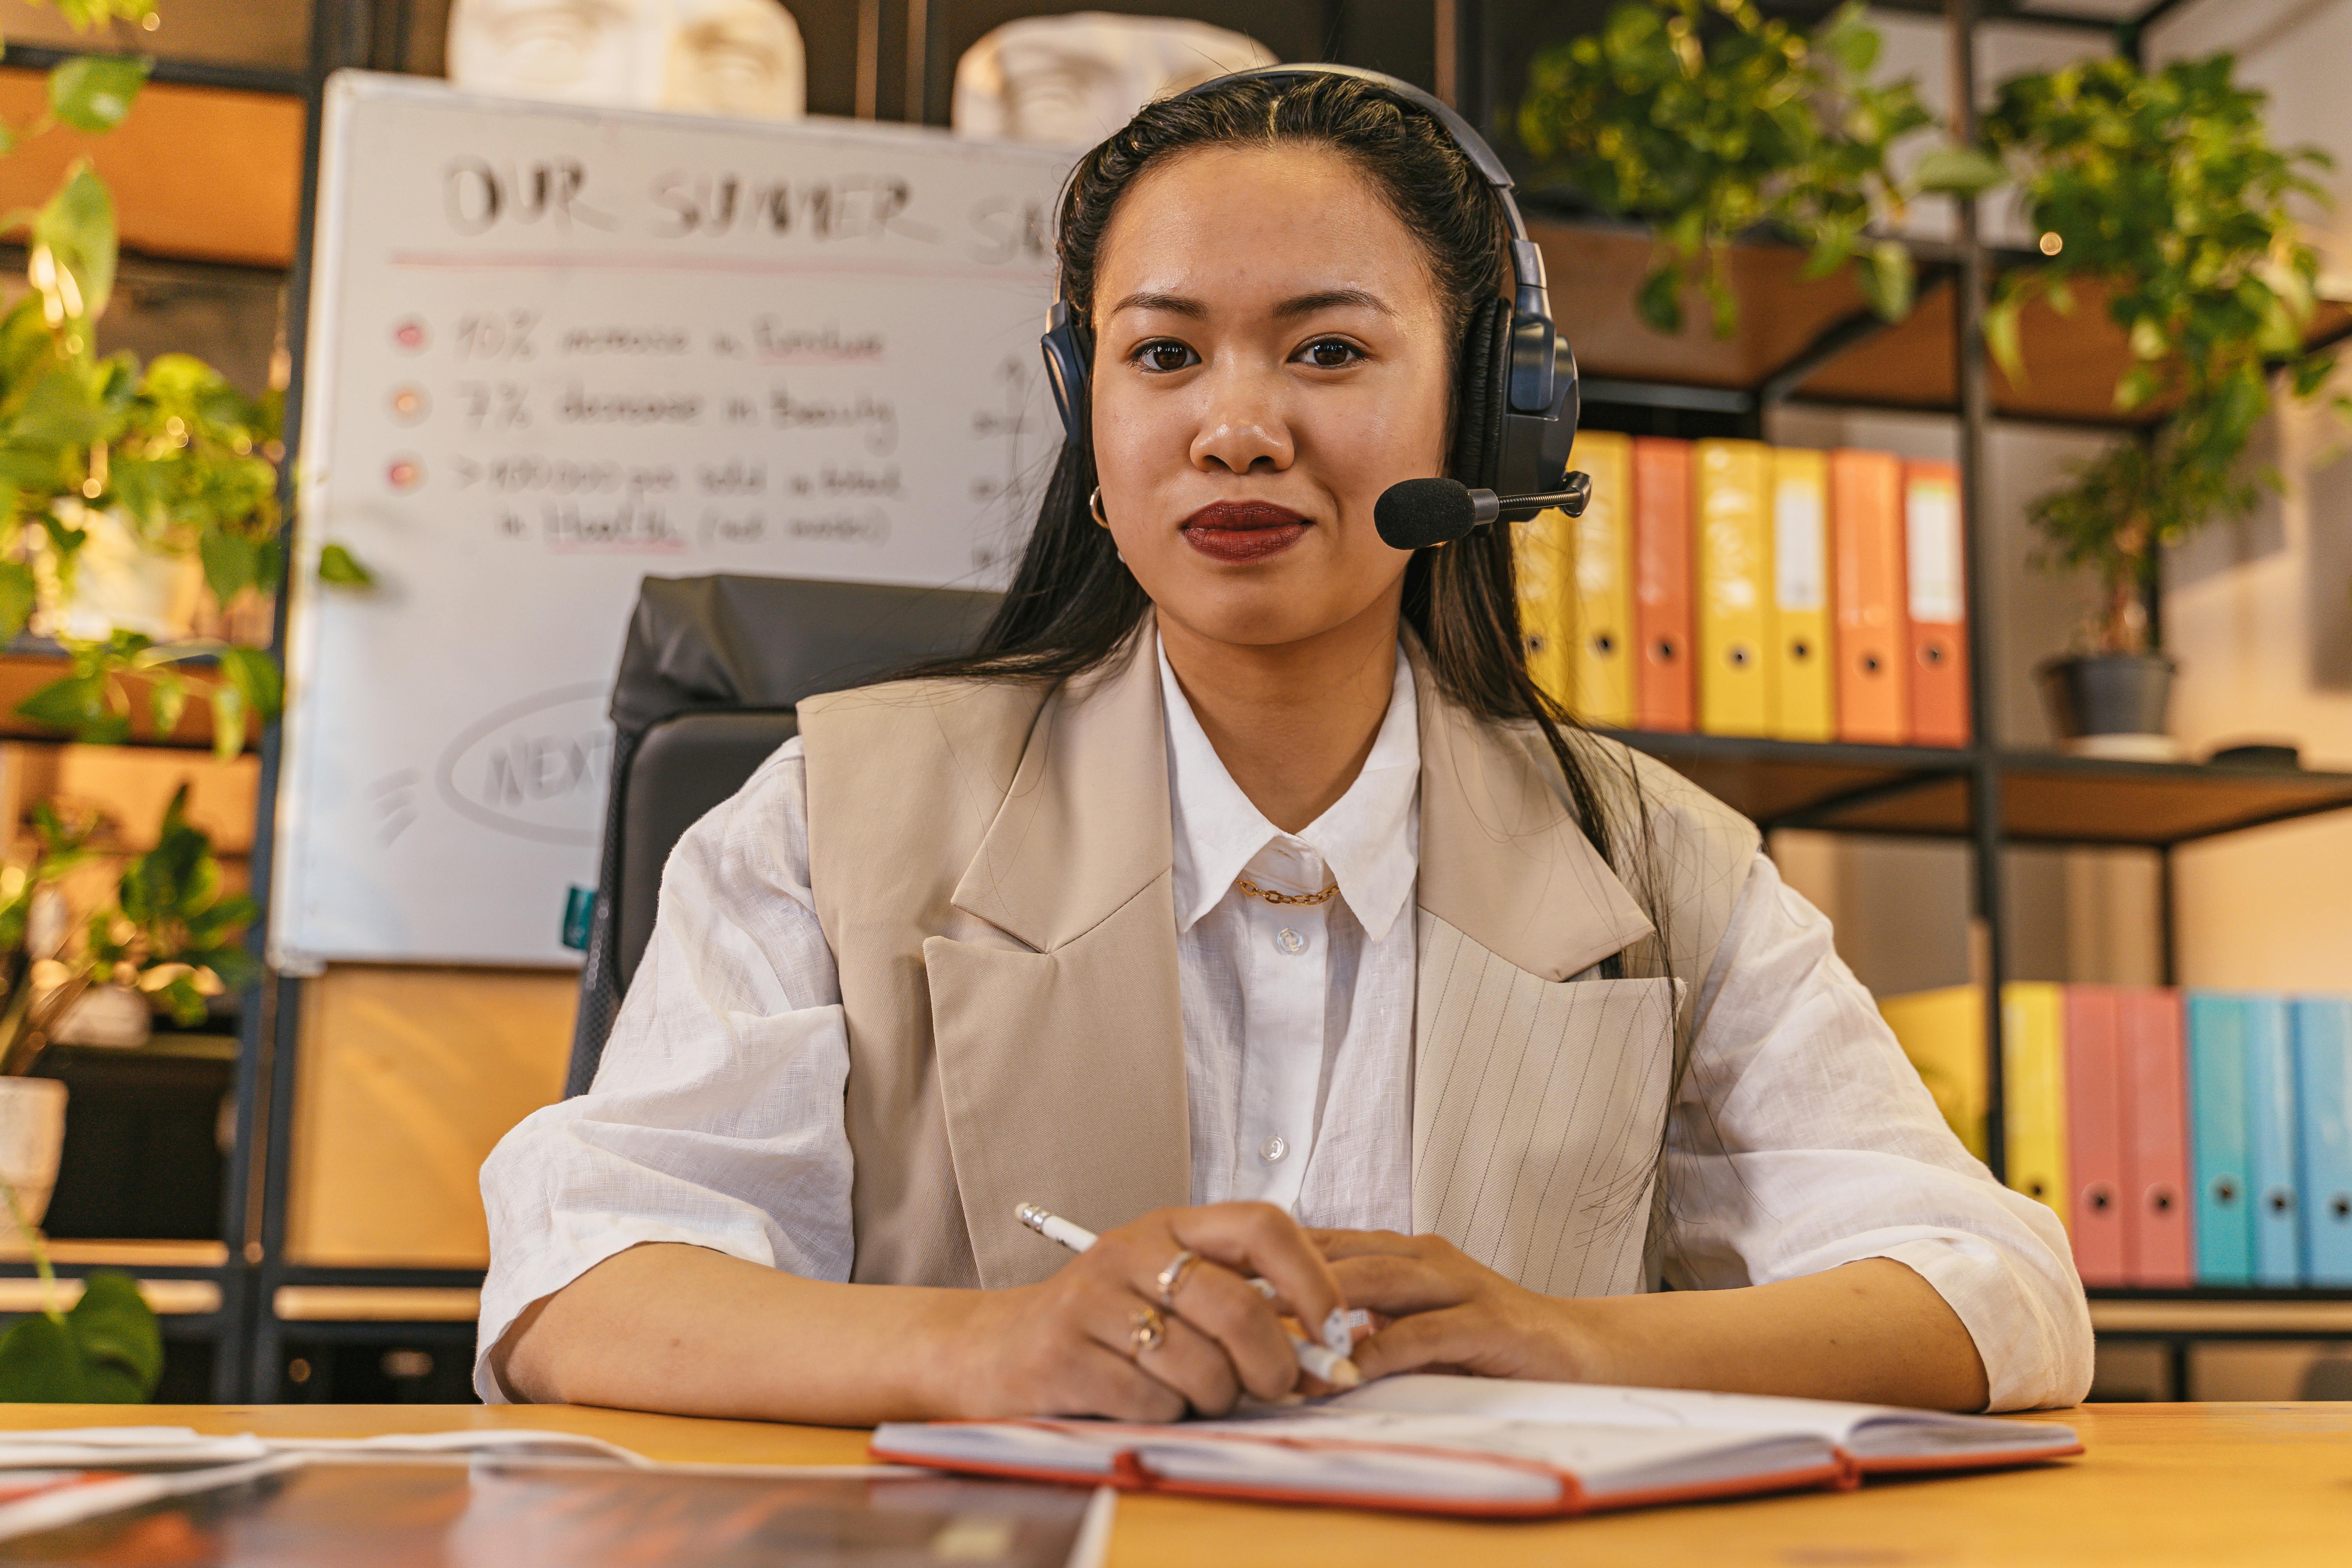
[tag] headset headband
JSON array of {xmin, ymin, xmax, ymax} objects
[{"xmin": 1055, "ymin": 64, "xmax": 1550, "ymax": 324}]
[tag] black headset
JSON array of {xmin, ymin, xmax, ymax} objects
[{"xmin": 1037, "ymin": 64, "xmax": 1580, "ymax": 510}]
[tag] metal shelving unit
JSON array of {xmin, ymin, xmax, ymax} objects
[{"xmin": 1446, "ymin": 0, "xmax": 2352, "ymax": 1383}]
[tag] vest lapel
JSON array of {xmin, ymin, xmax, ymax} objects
[
  {"xmin": 1408, "ymin": 650, "xmax": 1668, "ymax": 1294},
  {"xmin": 1411, "ymin": 650, "xmax": 1655, "ymax": 983},
  {"xmin": 923, "ymin": 629, "xmax": 1191, "ymax": 1288}
]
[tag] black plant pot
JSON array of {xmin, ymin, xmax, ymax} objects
[{"xmin": 2037, "ymin": 652, "xmax": 2177, "ymax": 739}]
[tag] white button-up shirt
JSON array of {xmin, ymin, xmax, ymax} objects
[
  {"xmin": 1165, "ymin": 642, "xmax": 1417, "ymax": 1229},
  {"xmin": 476, "ymin": 641, "xmax": 2092, "ymax": 1410}
]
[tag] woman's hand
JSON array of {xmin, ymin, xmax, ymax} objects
[
  {"xmin": 938, "ymin": 1203, "xmax": 1348, "ymax": 1421},
  {"xmin": 1313, "ymin": 1229, "xmax": 1600, "ymax": 1385}
]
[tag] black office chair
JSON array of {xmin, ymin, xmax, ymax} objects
[{"xmin": 566, "ymin": 574, "xmax": 1000, "ymax": 1096}]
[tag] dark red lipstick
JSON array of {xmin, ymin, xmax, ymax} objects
[{"xmin": 1180, "ymin": 501, "xmax": 1311, "ymax": 563}]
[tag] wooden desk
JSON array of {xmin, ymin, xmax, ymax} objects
[{"xmin": 0, "ymin": 1402, "xmax": 2341, "ymax": 1565}]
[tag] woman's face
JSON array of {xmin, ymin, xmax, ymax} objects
[{"xmin": 1088, "ymin": 145, "xmax": 1454, "ymax": 650}]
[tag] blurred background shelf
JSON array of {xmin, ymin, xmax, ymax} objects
[
  {"xmin": 2089, "ymin": 1292, "xmax": 2352, "ymax": 1338},
  {"xmin": 1530, "ymin": 214, "xmax": 2352, "ymax": 432},
  {"xmin": 0, "ymin": 1238, "xmax": 229, "ymax": 1270},
  {"xmin": 1602, "ymin": 732, "xmax": 2352, "ymax": 846}
]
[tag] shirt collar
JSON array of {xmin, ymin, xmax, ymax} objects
[{"xmin": 1160, "ymin": 633, "xmax": 1421, "ymax": 942}]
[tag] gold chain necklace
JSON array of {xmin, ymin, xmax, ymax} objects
[{"xmin": 1236, "ymin": 875, "xmax": 1340, "ymax": 907}]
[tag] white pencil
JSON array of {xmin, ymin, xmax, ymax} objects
[{"xmin": 1015, "ymin": 1203, "xmax": 1361, "ymax": 1389}]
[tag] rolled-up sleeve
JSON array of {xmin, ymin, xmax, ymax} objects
[
  {"xmin": 1659, "ymin": 851, "xmax": 2094, "ymax": 1412},
  {"xmin": 473, "ymin": 736, "xmax": 855, "ymax": 1402}
]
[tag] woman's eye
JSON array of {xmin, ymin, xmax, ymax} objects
[
  {"xmin": 1134, "ymin": 341, "xmax": 1199, "ymax": 372},
  {"xmin": 1297, "ymin": 338, "xmax": 1363, "ymax": 369}
]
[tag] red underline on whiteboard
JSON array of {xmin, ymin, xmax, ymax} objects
[{"xmin": 388, "ymin": 251, "xmax": 1054, "ymax": 284}]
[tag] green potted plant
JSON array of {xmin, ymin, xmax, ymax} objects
[
  {"xmin": 1515, "ymin": 0, "xmax": 2005, "ymax": 336},
  {"xmin": 0, "ymin": 783, "xmax": 250, "ymax": 1402},
  {"xmin": 1982, "ymin": 54, "xmax": 2341, "ymax": 754},
  {"xmin": 0, "ymin": 2, "xmax": 371, "ymax": 762}
]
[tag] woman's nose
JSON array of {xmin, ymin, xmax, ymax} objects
[{"xmin": 1188, "ymin": 365, "xmax": 1294, "ymax": 475}]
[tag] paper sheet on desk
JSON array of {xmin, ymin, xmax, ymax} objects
[
  {"xmin": 0, "ymin": 1428, "xmax": 270, "ymax": 1467},
  {"xmin": 1323, "ymin": 1375, "xmax": 2082, "ymax": 1466}
]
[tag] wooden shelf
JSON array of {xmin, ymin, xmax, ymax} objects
[
  {"xmin": 2090, "ymin": 1292, "xmax": 2352, "ymax": 1337},
  {"xmin": 1605, "ymin": 730, "xmax": 2352, "ymax": 846},
  {"xmin": 1535, "ymin": 218, "xmax": 1880, "ymax": 397},
  {"xmin": 0, "ymin": 1275, "xmax": 222, "ymax": 1315},
  {"xmin": 1531, "ymin": 214, "xmax": 2352, "ymax": 427},
  {"xmin": 273, "ymin": 1285, "xmax": 482, "ymax": 1323},
  {"xmin": 0, "ymin": 69, "xmax": 302, "ymax": 269},
  {"xmin": 0, "ymin": 1238, "xmax": 228, "ymax": 1269},
  {"xmin": 1596, "ymin": 728, "xmax": 1971, "ymax": 826},
  {"xmin": 0, "ymin": 650, "xmax": 251, "ymax": 752}
]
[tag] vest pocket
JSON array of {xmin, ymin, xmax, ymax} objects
[{"xmin": 1414, "ymin": 914, "xmax": 1681, "ymax": 1299}]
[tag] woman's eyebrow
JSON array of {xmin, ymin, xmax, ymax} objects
[
  {"xmin": 1104, "ymin": 287, "xmax": 1395, "ymax": 321},
  {"xmin": 1108, "ymin": 290, "xmax": 1207, "ymax": 319},
  {"xmin": 1274, "ymin": 287, "xmax": 1392, "ymax": 320}
]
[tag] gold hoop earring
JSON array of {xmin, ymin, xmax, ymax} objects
[{"xmin": 1089, "ymin": 486, "xmax": 1110, "ymax": 528}]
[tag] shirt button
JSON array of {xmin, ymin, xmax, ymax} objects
[
  {"xmin": 1274, "ymin": 927, "xmax": 1307, "ymax": 955},
  {"xmin": 1259, "ymin": 1134, "xmax": 1288, "ymax": 1164}
]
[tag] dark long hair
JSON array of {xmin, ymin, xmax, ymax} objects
[{"xmin": 913, "ymin": 73, "xmax": 1632, "ymax": 898}]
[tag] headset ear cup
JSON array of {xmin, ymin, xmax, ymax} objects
[
  {"xmin": 1449, "ymin": 297, "xmax": 1512, "ymax": 490},
  {"xmin": 1040, "ymin": 313, "xmax": 1094, "ymax": 449}
]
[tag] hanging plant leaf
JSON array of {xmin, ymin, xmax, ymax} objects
[
  {"xmin": 1911, "ymin": 145, "xmax": 2008, "ymax": 196},
  {"xmin": 198, "ymin": 527, "xmax": 258, "ymax": 603},
  {"xmin": 318, "ymin": 542, "xmax": 375, "ymax": 587},
  {"xmin": 1984, "ymin": 295, "xmax": 2025, "ymax": 385},
  {"xmin": 1858, "ymin": 239, "xmax": 1915, "ymax": 322},
  {"xmin": 60, "ymin": 1271, "xmax": 163, "ymax": 1396},
  {"xmin": 0, "ymin": 1271, "xmax": 162, "ymax": 1402},
  {"xmin": 16, "ymin": 673, "xmax": 116, "ymax": 736},
  {"xmin": 219, "ymin": 645, "xmax": 282, "ymax": 722},
  {"xmin": 28, "ymin": 161, "xmax": 119, "ymax": 324},
  {"xmin": 0, "ymin": 561, "xmax": 34, "ymax": 644},
  {"xmin": 48, "ymin": 55, "xmax": 151, "ymax": 135}
]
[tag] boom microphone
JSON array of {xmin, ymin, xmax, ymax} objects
[{"xmin": 1373, "ymin": 473, "xmax": 1593, "ymax": 551}]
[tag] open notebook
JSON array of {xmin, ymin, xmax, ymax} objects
[{"xmin": 870, "ymin": 1374, "xmax": 2082, "ymax": 1519}]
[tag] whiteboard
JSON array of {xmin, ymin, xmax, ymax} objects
[{"xmin": 274, "ymin": 73, "xmax": 1068, "ymax": 971}]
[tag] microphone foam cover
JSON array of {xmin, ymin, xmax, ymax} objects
[{"xmin": 1374, "ymin": 477, "xmax": 1477, "ymax": 550}]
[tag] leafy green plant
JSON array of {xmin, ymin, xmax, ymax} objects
[
  {"xmin": 83, "ymin": 782, "xmax": 259, "ymax": 1027},
  {"xmin": 0, "ymin": 800, "xmax": 100, "ymax": 1076},
  {"xmin": 0, "ymin": 1234, "xmax": 161, "ymax": 1403},
  {"xmin": 0, "ymin": 2, "xmax": 361, "ymax": 757},
  {"xmin": 1982, "ymin": 54, "xmax": 2339, "ymax": 655},
  {"xmin": 0, "ymin": 784, "xmax": 254, "ymax": 1075},
  {"xmin": 1517, "ymin": 0, "xmax": 2003, "ymax": 336},
  {"xmin": 0, "ymin": 1172, "xmax": 160, "ymax": 1402}
]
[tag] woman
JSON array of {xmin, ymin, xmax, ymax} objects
[{"xmin": 477, "ymin": 71, "xmax": 2091, "ymax": 1423}]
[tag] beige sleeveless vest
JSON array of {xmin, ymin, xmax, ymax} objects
[{"xmin": 796, "ymin": 626, "xmax": 1759, "ymax": 1295}]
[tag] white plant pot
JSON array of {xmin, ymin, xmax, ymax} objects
[
  {"xmin": 0, "ymin": 1076, "xmax": 67, "ymax": 1229},
  {"xmin": 45, "ymin": 501, "xmax": 191, "ymax": 643},
  {"xmin": 56, "ymin": 984, "xmax": 153, "ymax": 1049}
]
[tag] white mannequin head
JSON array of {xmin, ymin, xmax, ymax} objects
[
  {"xmin": 953, "ymin": 12, "xmax": 1277, "ymax": 146},
  {"xmin": 448, "ymin": 0, "xmax": 807, "ymax": 120}
]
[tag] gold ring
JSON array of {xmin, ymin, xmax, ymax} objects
[
  {"xmin": 1155, "ymin": 1249, "xmax": 1200, "ymax": 1310},
  {"xmin": 1129, "ymin": 1305, "xmax": 1166, "ymax": 1357}
]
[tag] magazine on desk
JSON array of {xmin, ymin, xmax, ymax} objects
[{"xmin": 871, "ymin": 1374, "xmax": 2084, "ymax": 1519}]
